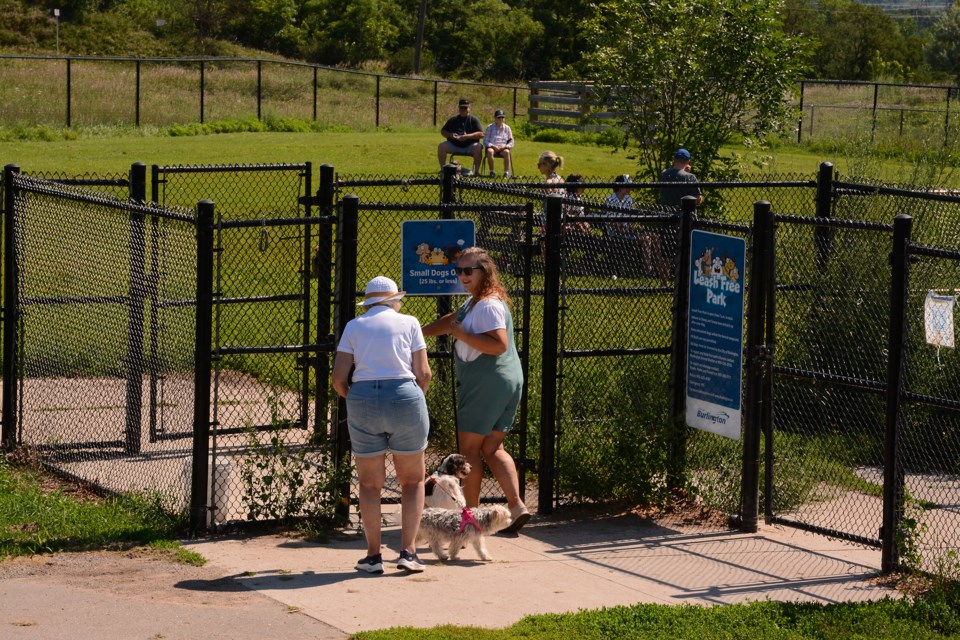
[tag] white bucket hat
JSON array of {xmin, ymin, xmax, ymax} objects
[{"xmin": 359, "ymin": 276, "xmax": 406, "ymax": 307}]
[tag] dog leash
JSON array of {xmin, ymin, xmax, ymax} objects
[{"xmin": 424, "ymin": 473, "xmax": 462, "ymax": 504}]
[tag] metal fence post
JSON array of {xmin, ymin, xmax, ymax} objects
[
  {"xmin": 742, "ymin": 200, "xmax": 771, "ymax": 533},
  {"xmin": 762, "ymin": 197, "xmax": 777, "ymax": 525},
  {"xmin": 667, "ymin": 196, "xmax": 696, "ymax": 491},
  {"xmin": 66, "ymin": 58, "xmax": 71, "ymax": 128},
  {"xmin": 135, "ymin": 60, "xmax": 141, "ymax": 128},
  {"xmin": 516, "ymin": 201, "xmax": 535, "ymax": 496},
  {"xmin": 872, "ymin": 83, "xmax": 879, "ymax": 142},
  {"xmin": 300, "ymin": 162, "xmax": 313, "ymax": 432},
  {"xmin": 332, "ymin": 194, "xmax": 359, "ymax": 521},
  {"xmin": 2, "ymin": 164, "xmax": 20, "ymax": 452},
  {"xmin": 797, "ymin": 80, "xmax": 805, "ymax": 144},
  {"xmin": 125, "ymin": 162, "xmax": 147, "ymax": 455},
  {"xmin": 313, "ymin": 67, "xmax": 318, "ymax": 122},
  {"xmin": 257, "ymin": 60, "xmax": 262, "ymax": 121},
  {"xmin": 814, "ymin": 162, "xmax": 834, "ymax": 270},
  {"xmin": 538, "ymin": 194, "xmax": 563, "ymax": 515},
  {"xmin": 200, "ymin": 60, "xmax": 205, "ymax": 124},
  {"xmin": 881, "ymin": 213, "xmax": 912, "ymax": 573},
  {"xmin": 190, "ymin": 199, "xmax": 215, "ymax": 534},
  {"xmin": 315, "ymin": 164, "xmax": 335, "ymax": 437},
  {"xmin": 148, "ymin": 165, "xmax": 161, "ymax": 441}
]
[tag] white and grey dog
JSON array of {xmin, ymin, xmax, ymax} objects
[
  {"xmin": 423, "ymin": 453, "xmax": 471, "ymax": 510},
  {"xmin": 417, "ymin": 505, "xmax": 512, "ymax": 561}
]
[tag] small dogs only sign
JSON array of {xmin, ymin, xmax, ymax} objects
[{"xmin": 401, "ymin": 220, "xmax": 475, "ymax": 295}]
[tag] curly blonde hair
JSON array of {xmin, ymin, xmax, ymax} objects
[{"xmin": 460, "ymin": 247, "xmax": 510, "ymax": 305}]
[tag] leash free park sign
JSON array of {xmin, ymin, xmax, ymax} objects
[{"xmin": 685, "ymin": 229, "xmax": 745, "ymax": 440}]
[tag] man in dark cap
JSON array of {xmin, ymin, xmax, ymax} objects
[
  {"xmin": 658, "ymin": 148, "xmax": 703, "ymax": 208},
  {"xmin": 438, "ymin": 98, "xmax": 484, "ymax": 176}
]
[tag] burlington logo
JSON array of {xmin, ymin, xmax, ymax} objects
[{"xmin": 696, "ymin": 409, "xmax": 729, "ymax": 425}]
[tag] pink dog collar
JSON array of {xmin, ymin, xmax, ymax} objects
[{"xmin": 459, "ymin": 507, "xmax": 481, "ymax": 533}]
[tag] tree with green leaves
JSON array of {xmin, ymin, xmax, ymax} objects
[
  {"xmin": 815, "ymin": 0, "xmax": 908, "ymax": 81},
  {"xmin": 927, "ymin": 6, "xmax": 960, "ymax": 85},
  {"xmin": 582, "ymin": 0, "xmax": 811, "ymax": 181}
]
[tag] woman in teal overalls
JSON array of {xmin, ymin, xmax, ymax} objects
[{"xmin": 422, "ymin": 247, "xmax": 530, "ymax": 533}]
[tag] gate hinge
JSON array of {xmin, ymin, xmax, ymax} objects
[
  {"xmin": 752, "ymin": 344, "xmax": 774, "ymax": 364},
  {"xmin": 299, "ymin": 194, "xmax": 321, "ymax": 207}
]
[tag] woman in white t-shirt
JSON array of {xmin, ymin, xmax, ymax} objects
[
  {"xmin": 421, "ymin": 247, "xmax": 530, "ymax": 533},
  {"xmin": 332, "ymin": 276, "xmax": 432, "ymax": 574}
]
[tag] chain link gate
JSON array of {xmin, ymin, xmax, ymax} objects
[
  {"xmin": 333, "ymin": 171, "xmax": 535, "ymax": 506},
  {"xmin": 152, "ymin": 163, "xmax": 334, "ymax": 528},
  {"xmin": 2, "ymin": 166, "xmax": 199, "ymax": 507}
]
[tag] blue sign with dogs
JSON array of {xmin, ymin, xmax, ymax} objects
[
  {"xmin": 401, "ymin": 220, "xmax": 475, "ymax": 295},
  {"xmin": 685, "ymin": 229, "xmax": 745, "ymax": 439}
]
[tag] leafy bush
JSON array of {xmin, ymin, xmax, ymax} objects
[
  {"xmin": 556, "ymin": 356, "xmax": 671, "ymax": 505},
  {"xmin": 240, "ymin": 396, "xmax": 350, "ymax": 527}
]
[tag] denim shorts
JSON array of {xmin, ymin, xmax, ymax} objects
[{"xmin": 346, "ymin": 379, "xmax": 429, "ymax": 457}]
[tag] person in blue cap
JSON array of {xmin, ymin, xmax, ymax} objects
[{"xmin": 658, "ymin": 148, "xmax": 703, "ymax": 208}]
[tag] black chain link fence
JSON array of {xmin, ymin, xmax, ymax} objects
[
  {"xmin": 768, "ymin": 215, "xmax": 893, "ymax": 546},
  {"xmin": 6, "ymin": 171, "xmax": 198, "ymax": 516},
  {"xmin": 152, "ymin": 164, "xmax": 332, "ymax": 529},
  {"xmin": 901, "ymin": 223, "xmax": 960, "ymax": 573},
  {"xmin": 5, "ymin": 161, "xmax": 960, "ymax": 575}
]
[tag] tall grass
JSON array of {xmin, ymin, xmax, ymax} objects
[{"xmin": 0, "ymin": 56, "xmax": 530, "ymax": 130}]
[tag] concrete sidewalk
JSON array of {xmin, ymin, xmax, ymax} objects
[{"xmin": 181, "ymin": 510, "xmax": 898, "ymax": 636}]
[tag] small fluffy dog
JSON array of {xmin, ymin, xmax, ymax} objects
[
  {"xmin": 424, "ymin": 453, "xmax": 470, "ymax": 510},
  {"xmin": 418, "ymin": 505, "xmax": 512, "ymax": 561}
]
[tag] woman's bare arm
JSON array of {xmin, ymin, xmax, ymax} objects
[
  {"xmin": 331, "ymin": 351, "xmax": 354, "ymax": 398},
  {"xmin": 421, "ymin": 312, "xmax": 457, "ymax": 337},
  {"xmin": 411, "ymin": 349, "xmax": 432, "ymax": 393}
]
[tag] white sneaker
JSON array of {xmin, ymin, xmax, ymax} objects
[
  {"xmin": 503, "ymin": 171, "xmax": 511, "ymax": 179},
  {"xmin": 397, "ymin": 549, "xmax": 425, "ymax": 572}
]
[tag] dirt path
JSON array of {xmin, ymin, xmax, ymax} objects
[{"xmin": 0, "ymin": 550, "xmax": 347, "ymax": 640}]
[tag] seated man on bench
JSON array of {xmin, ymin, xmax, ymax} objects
[{"xmin": 438, "ymin": 98, "xmax": 484, "ymax": 176}]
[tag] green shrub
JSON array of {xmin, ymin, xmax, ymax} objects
[{"xmin": 240, "ymin": 396, "xmax": 350, "ymax": 527}]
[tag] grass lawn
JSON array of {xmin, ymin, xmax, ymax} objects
[
  {"xmin": 0, "ymin": 456, "xmax": 202, "ymax": 564},
  {"xmin": 0, "ymin": 127, "xmax": 946, "ymax": 183}
]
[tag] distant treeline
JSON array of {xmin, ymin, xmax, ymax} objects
[{"xmin": 1, "ymin": 0, "xmax": 959, "ymax": 84}]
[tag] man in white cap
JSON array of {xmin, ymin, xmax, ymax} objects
[{"xmin": 483, "ymin": 109, "xmax": 514, "ymax": 178}]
